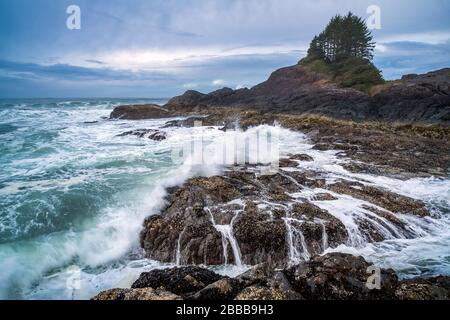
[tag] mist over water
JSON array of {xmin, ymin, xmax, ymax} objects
[{"xmin": 0, "ymin": 99, "xmax": 449, "ymax": 299}]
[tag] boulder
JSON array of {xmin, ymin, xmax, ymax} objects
[
  {"xmin": 395, "ymin": 276, "xmax": 450, "ymax": 300},
  {"xmin": 131, "ymin": 266, "xmax": 224, "ymax": 296},
  {"xmin": 284, "ymin": 253, "xmax": 399, "ymax": 300},
  {"xmin": 117, "ymin": 129, "xmax": 167, "ymax": 141}
]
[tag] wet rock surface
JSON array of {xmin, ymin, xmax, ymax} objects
[
  {"xmin": 139, "ymin": 155, "xmax": 430, "ymax": 268},
  {"xmin": 92, "ymin": 288, "xmax": 181, "ymax": 300},
  {"xmin": 131, "ymin": 266, "xmax": 224, "ymax": 296},
  {"xmin": 284, "ymin": 253, "xmax": 398, "ymax": 300},
  {"xmin": 102, "ymin": 66, "xmax": 450, "ymax": 301},
  {"xmin": 117, "ymin": 129, "xmax": 167, "ymax": 141},
  {"xmin": 94, "ymin": 253, "xmax": 450, "ymax": 300},
  {"xmin": 326, "ymin": 180, "xmax": 429, "ymax": 217},
  {"xmin": 110, "ymin": 104, "xmax": 171, "ymax": 120},
  {"xmin": 395, "ymin": 276, "xmax": 450, "ymax": 300},
  {"xmin": 162, "ymin": 116, "xmax": 206, "ymax": 128},
  {"xmin": 303, "ymin": 122, "xmax": 450, "ymax": 178}
]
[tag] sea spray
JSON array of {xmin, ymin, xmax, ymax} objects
[{"xmin": 1, "ymin": 99, "xmax": 449, "ymax": 299}]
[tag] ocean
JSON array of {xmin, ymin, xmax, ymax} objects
[{"xmin": 0, "ymin": 99, "xmax": 449, "ymax": 300}]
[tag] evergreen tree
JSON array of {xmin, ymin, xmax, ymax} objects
[
  {"xmin": 307, "ymin": 12, "xmax": 375, "ymax": 62},
  {"xmin": 299, "ymin": 12, "xmax": 383, "ymax": 93}
]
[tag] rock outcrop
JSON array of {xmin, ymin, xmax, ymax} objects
[
  {"xmin": 162, "ymin": 66, "xmax": 450, "ymax": 125},
  {"xmin": 93, "ymin": 253, "xmax": 450, "ymax": 300},
  {"xmin": 110, "ymin": 104, "xmax": 171, "ymax": 120},
  {"xmin": 131, "ymin": 266, "xmax": 224, "ymax": 296},
  {"xmin": 117, "ymin": 129, "xmax": 167, "ymax": 141},
  {"xmin": 139, "ymin": 156, "xmax": 429, "ymax": 268}
]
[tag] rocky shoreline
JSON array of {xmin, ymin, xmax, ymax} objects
[
  {"xmin": 95, "ymin": 65, "xmax": 450, "ymax": 300},
  {"xmin": 139, "ymin": 159, "xmax": 429, "ymax": 268},
  {"xmin": 93, "ymin": 253, "xmax": 450, "ymax": 300}
]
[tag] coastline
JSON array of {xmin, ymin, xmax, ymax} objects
[{"xmin": 92, "ymin": 64, "xmax": 450, "ymax": 300}]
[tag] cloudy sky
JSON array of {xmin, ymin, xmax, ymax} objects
[{"xmin": 0, "ymin": 0, "xmax": 449, "ymax": 98}]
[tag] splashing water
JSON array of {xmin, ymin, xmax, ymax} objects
[
  {"xmin": 207, "ymin": 208, "xmax": 243, "ymax": 267},
  {"xmin": 0, "ymin": 98, "xmax": 449, "ymax": 299}
]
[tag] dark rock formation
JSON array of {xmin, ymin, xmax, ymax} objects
[
  {"xmin": 162, "ymin": 116, "xmax": 206, "ymax": 128},
  {"xmin": 93, "ymin": 253, "xmax": 450, "ymax": 300},
  {"xmin": 110, "ymin": 104, "xmax": 171, "ymax": 120},
  {"xmin": 131, "ymin": 266, "xmax": 224, "ymax": 296},
  {"xmin": 298, "ymin": 120, "xmax": 450, "ymax": 178},
  {"xmin": 117, "ymin": 129, "xmax": 167, "ymax": 141},
  {"xmin": 91, "ymin": 288, "xmax": 181, "ymax": 300},
  {"xmin": 184, "ymin": 278, "xmax": 243, "ymax": 300},
  {"xmin": 139, "ymin": 157, "xmax": 428, "ymax": 268},
  {"xmin": 395, "ymin": 276, "xmax": 450, "ymax": 300},
  {"xmin": 284, "ymin": 253, "xmax": 398, "ymax": 300},
  {"xmin": 164, "ymin": 66, "xmax": 450, "ymax": 125},
  {"xmin": 326, "ymin": 180, "xmax": 429, "ymax": 217}
]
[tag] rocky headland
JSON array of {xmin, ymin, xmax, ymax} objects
[
  {"xmin": 98, "ymin": 63, "xmax": 450, "ymax": 300},
  {"xmin": 111, "ymin": 65, "xmax": 450, "ymax": 125}
]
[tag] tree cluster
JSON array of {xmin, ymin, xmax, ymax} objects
[{"xmin": 308, "ymin": 12, "xmax": 375, "ymax": 62}]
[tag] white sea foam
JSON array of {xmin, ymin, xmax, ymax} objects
[{"xmin": 0, "ymin": 101, "xmax": 449, "ymax": 299}]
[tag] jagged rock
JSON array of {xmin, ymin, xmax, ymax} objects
[
  {"xmin": 139, "ymin": 161, "xmax": 430, "ymax": 267},
  {"xmin": 131, "ymin": 267, "xmax": 224, "ymax": 296},
  {"xmin": 279, "ymin": 158, "xmax": 299, "ymax": 168},
  {"xmin": 162, "ymin": 116, "xmax": 205, "ymax": 128},
  {"xmin": 235, "ymin": 272, "xmax": 303, "ymax": 300},
  {"xmin": 327, "ymin": 180, "xmax": 429, "ymax": 217},
  {"xmin": 140, "ymin": 215, "xmax": 224, "ymax": 265},
  {"xmin": 148, "ymin": 131, "xmax": 167, "ymax": 141},
  {"xmin": 110, "ymin": 104, "xmax": 171, "ymax": 120},
  {"xmin": 312, "ymin": 193, "xmax": 338, "ymax": 201},
  {"xmin": 289, "ymin": 154, "xmax": 314, "ymax": 162},
  {"xmin": 303, "ymin": 122, "xmax": 450, "ymax": 178},
  {"xmin": 117, "ymin": 129, "xmax": 167, "ymax": 141},
  {"xmin": 92, "ymin": 253, "xmax": 450, "ymax": 300},
  {"xmin": 284, "ymin": 253, "xmax": 399, "ymax": 300},
  {"xmin": 233, "ymin": 205, "xmax": 288, "ymax": 267},
  {"xmin": 395, "ymin": 276, "xmax": 450, "ymax": 300},
  {"xmin": 92, "ymin": 288, "xmax": 181, "ymax": 300},
  {"xmin": 290, "ymin": 202, "xmax": 348, "ymax": 253},
  {"xmin": 185, "ymin": 278, "xmax": 243, "ymax": 300}
]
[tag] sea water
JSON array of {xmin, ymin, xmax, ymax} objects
[{"xmin": 0, "ymin": 99, "xmax": 449, "ymax": 299}]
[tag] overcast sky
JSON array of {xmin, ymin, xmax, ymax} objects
[{"xmin": 0, "ymin": 0, "xmax": 449, "ymax": 98}]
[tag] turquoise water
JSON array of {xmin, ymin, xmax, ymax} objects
[
  {"xmin": 0, "ymin": 99, "xmax": 449, "ymax": 300},
  {"xmin": 0, "ymin": 99, "xmax": 250, "ymax": 299},
  {"xmin": 0, "ymin": 99, "xmax": 181, "ymax": 299}
]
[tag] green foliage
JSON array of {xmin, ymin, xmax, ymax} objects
[
  {"xmin": 300, "ymin": 12, "xmax": 384, "ymax": 93},
  {"xmin": 298, "ymin": 57, "xmax": 331, "ymax": 75},
  {"xmin": 332, "ymin": 57, "xmax": 384, "ymax": 92},
  {"xmin": 309, "ymin": 12, "xmax": 375, "ymax": 62}
]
